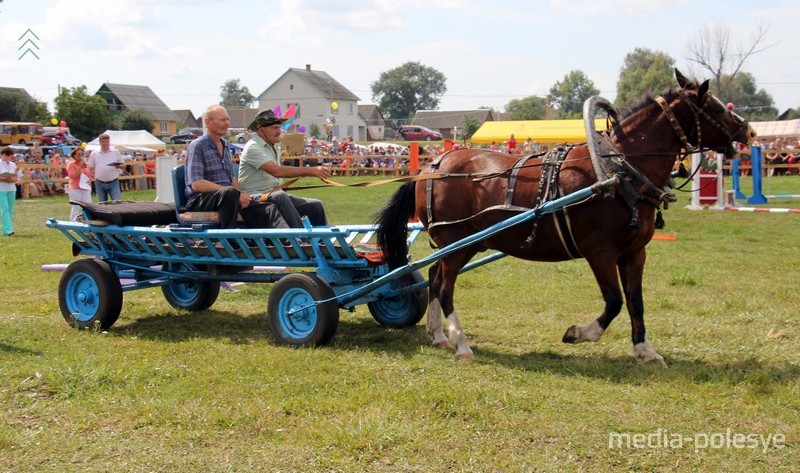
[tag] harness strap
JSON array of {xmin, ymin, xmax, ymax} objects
[
  {"xmin": 521, "ymin": 146, "xmax": 572, "ymax": 248},
  {"xmin": 426, "ymin": 150, "xmax": 457, "ymax": 225},
  {"xmin": 505, "ymin": 155, "xmax": 538, "ymax": 207},
  {"xmin": 655, "ymin": 95, "xmax": 692, "ymax": 152},
  {"xmin": 552, "ymin": 186, "xmax": 583, "ymax": 259}
]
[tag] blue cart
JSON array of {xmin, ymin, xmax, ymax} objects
[{"xmin": 46, "ymin": 176, "xmax": 616, "ymax": 345}]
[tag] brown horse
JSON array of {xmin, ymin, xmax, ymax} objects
[{"xmin": 376, "ymin": 70, "xmax": 755, "ymax": 364}]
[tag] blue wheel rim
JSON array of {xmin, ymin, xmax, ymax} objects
[
  {"xmin": 64, "ymin": 271, "xmax": 100, "ymax": 322},
  {"xmin": 168, "ymin": 281, "xmax": 200, "ymax": 305},
  {"xmin": 277, "ymin": 287, "xmax": 318, "ymax": 339},
  {"xmin": 372, "ymin": 294, "xmax": 413, "ymax": 323}
]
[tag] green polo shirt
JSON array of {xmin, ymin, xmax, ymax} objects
[{"xmin": 238, "ymin": 134, "xmax": 282, "ymax": 194}]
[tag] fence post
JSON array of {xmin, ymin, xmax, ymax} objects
[
  {"xmin": 409, "ymin": 142, "xmax": 419, "ymax": 175},
  {"xmin": 747, "ymin": 146, "xmax": 768, "ymax": 204},
  {"xmin": 731, "ymin": 159, "xmax": 746, "ymax": 199}
]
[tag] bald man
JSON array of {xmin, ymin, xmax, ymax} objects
[{"xmin": 184, "ymin": 105, "xmax": 287, "ymax": 229}]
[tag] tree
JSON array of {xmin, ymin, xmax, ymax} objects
[
  {"xmin": 505, "ymin": 96, "xmax": 548, "ymax": 120},
  {"xmin": 685, "ymin": 22, "xmax": 772, "ymax": 99},
  {"xmin": 371, "ymin": 61, "xmax": 447, "ymax": 127},
  {"xmin": 460, "ymin": 116, "xmax": 481, "ymax": 140},
  {"xmin": 615, "ymin": 48, "xmax": 676, "ymax": 109},
  {"xmin": 308, "ymin": 122, "xmax": 321, "ymax": 140},
  {"xmin": 0, "ymin": 91, "xmax": 41, "ymax": 122},
  {"xmin": 717, "ymin": 72, "xmax": 777, "ymax": 121},
  {"xmin": 54, "ymin": 86, "xmax": 112, "ymax": 140},
  {"xmin": 548, "ymin": 70, "xmax": 600, "ymax": 118},
  {"xmin": 220, "ymin": 79, "xmax": 255, "ymax": 108},
  {"xmin": 119, "ymin": 109, "xmax": 154, "ymax": 131}
]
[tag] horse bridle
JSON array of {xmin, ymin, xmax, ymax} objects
[{"xmin": 654, "ymin": 88, "xmax": 747, "ymax": 156}]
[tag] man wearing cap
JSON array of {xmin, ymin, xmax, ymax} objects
[
  {"xmin": 184, "ymin": 105, "xmax": 287, "ymax": 229},
  {"xmin": 238, "ymin": 110, "xmax": 331, "ymax": 227}
]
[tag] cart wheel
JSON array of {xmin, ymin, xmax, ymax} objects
[
  {"xmin": 162, "ymin": 277, "xmax": 220, "ymax": 311},
  {"xmin": 268, "ymin": 274, "xmax": 339, "ymax": 346},
  {"xmin": 59, "ymin": 259, "xmax": 123, "ymax": 330},
  {"xmin": 368, "ymin": 270, "xmax": 428, "ymax": 328}
]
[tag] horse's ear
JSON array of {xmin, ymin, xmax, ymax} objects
[
  {"xmin": 675, "ymin": 68, "xmax": 690, "ymax": 89},
  {"xmin": 698, "ymin": 79, "xmax": 710, "ymax": 99}
]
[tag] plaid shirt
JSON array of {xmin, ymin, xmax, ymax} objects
[{"xmin": 184, "ymin": 134, "xmax": 233, "ymax": 200}]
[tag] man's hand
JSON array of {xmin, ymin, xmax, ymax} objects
[
  {"xmin": 238, "ymin": 190, "xmax": 251, "ymax": 209},
  {"xmin": 314, "ymin": 166, "xmax": 332, "ymax": 180}
]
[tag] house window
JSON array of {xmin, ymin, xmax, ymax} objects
[
  {"xmin": 348, "ymin": 103, "xmax": 353, "ymax": 115},
  {"xmin": 160, "ymin": 121, "xmax": 168, "ymax": 133},
  {"xmin": 347, "ymin": 125, "xmax": 354, "ymax": 138},
  {"xmin": 290, "ymin": 84, "xmax": 294, "ymax": 90}
]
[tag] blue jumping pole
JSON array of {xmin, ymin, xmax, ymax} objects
[
  {"xmin": 731, "ymin": 159, "xmax": 747, "ymax": 200},
  {"xmin": 747, "ymin": 146, "xmax": 768, "ymax": 204}
]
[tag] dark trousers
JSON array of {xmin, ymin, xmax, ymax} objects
[
  {"xmin": 267, "ymin": 190, "xmax": 328, "ymax": 228},
  {"xmin": 186, "ymin": 186, "xmax": 289, "ymax": 229}
]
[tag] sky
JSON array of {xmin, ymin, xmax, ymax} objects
[{"xmin": 1, "ymin": 0, "xmax": 799, "ymax": 120}]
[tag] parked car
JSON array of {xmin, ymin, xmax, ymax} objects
[
  {"xmin": 168, "ymin": 127, "xmax": 204, "ymax": 144},
  {"xmin": 396, "ymin": 125, "xmax": 443, "ymax": 141},
  {"xmin": 235, "ymin": 131, "xmax": 254, "ymax": 143},
  {"xmin": 40, "ymin": 131, "xmax": 81, "ymax": 146}
]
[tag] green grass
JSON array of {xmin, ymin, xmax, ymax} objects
[{"xmin": 1, "ymin": 176, "xmax": 799, "ymax": 471}]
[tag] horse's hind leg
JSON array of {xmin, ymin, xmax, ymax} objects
[
  {"xmin": 619, "ymin": 249, "xmax": 667, "ymax": 367},
  {"xmin": 426, "ymin": 250, "xmax": 475, "ymax": 360},
  {"xmin": 426, "ymin": 262, "xmax": 452, "ymax": 349},
  {"xmin": 562, "ymin": 254, "xmax": 623, "ymax": 344},
  {"xmin": 438, "ymin": 252, "xmax": 475, "ymax": 361}
]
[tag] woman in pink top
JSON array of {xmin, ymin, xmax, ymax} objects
[{"xmin": 66, "ymin": 147, "xmax": 92, "ymax": 221}]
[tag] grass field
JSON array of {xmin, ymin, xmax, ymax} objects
[{"xmin": 1, "ymin": 175, "xmax": 798, "ymax": 471}]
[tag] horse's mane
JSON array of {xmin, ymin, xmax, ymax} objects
[{"xmin": 617, "ymin": 86, "xmax": 683, "ymax": 122}]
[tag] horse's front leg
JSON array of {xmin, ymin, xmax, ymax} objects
[
  {"xmin": 619, "ymin": 248, "xmax": 668, "ymax": 367},
  {"xmin": 562, "ymin": 254, "xmax": 623, "ymax": 344},
  {"xmin": 426, "ymin": 262, "xmax": 452, "ymax": 349}
]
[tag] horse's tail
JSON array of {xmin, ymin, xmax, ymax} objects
[{"xmin": 375, "ymin": 182, "xmax": 418, "ymax": 270}]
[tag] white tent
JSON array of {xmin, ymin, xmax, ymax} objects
[
  {"xmin": 86, "ymin": 130, "xmax": 167, "ymax": 154},
  {"xmin": 750, "ymin": 119, "xmax": 800, "ymax": 140}
]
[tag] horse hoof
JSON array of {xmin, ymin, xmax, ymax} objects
[
  {"xmin": 562, "ymin": 326, "xmax": 579, "ymax": 344},
  {"xmin": 633, "ymin": 342, "xmax": 669, "ymax": 368},
  {"xmin": 455, "ymin": 352, "xmax": 474, "ymax": 361},
  {"xmin": 637, "ymin": 356, "xmax": 669, "ymax": 368}
]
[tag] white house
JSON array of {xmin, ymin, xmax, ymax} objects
[{"xmin": 256, "ymin": 64, "xmax": 364, "ymax": 141}]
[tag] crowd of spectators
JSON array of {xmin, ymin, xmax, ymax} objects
[{"xmin": 8, "ymin": 133, "xmax": 799, "ymax": 200}]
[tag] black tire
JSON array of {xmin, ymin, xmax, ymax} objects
[
  {"xmin": 59, "ymin": 259, "xmax": 123, "ymax": 330},
  {"xmin": 268, "ymin": 274, "xmax": 339, "ymax": 346},
  {"xmin": 237, "ymin": 137, "xmax": 245, "ymax": 143},
  {"xmin": 18, "ymin": 139, "xmax": 27, "ymax": 145},
  {"xmin": 368, "ymin": 270, "xmax": 427, "ymax": 328},
  {"xmin": 170, "ymin": 138, "xmax": 178, "ymax": 144},
  {"xmin": 161, "ymin": 277, "xmax": 220, "ymax": 311}
]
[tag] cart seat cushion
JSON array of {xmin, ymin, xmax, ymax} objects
[
  {"xmin": 73, "ymin": 201, "xmax": 179, "ymax": 226},
  {"xmin": 178, "ymin": 211, "xmax": 245, "ymax": 224}
]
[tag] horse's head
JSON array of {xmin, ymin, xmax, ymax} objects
[{"xmin": 671, "ymin": 69, "xmax": 757, "ymax": 158}]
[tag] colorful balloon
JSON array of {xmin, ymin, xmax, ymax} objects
[
  {"xmin": 59, "ymin": 120, "xmax": 67, "ymax": 127},
  {"xmin": 298, "ymin": 125, "xmax": 307, "ymax": 133},
  {"xmin": 726, "ymin": 103, "xmax": 735, "ymax": 110},
  {"xmin": 331, "ymin": 101, "xmax": 339, "ymax": 110},
  {"xmin": 51, "ymin": 118, "xmax": 58, "ymax": 125},
  {"xmin": 81, "ymin": 142, "xmax": 87, "ymax": 148}
]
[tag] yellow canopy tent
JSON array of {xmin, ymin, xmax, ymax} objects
[{"xmin": 470, "ymin": 119, "xmax": 608, "ymax": 145}]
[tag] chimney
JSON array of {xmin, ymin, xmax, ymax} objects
[{"xmin": 306, "ymin": 64, "xmax": 311, "ymax": 71}]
